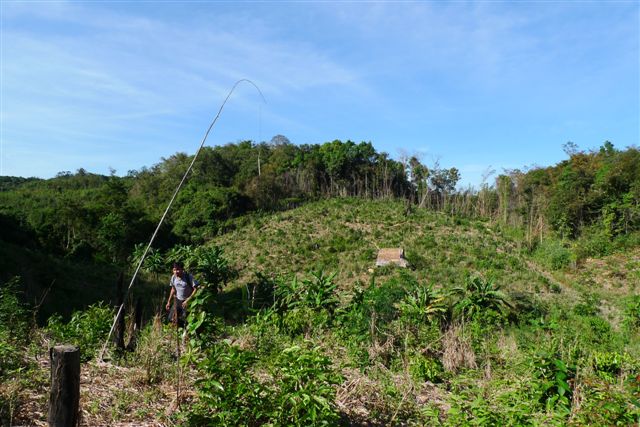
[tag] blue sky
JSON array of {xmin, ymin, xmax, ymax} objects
[{"xmin": 1, "ymin": 1, "xmax": 638, "ymax": 187}]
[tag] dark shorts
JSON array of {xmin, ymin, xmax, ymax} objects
[{"xmin": 168, "ymin": 299, "xmax": 187, "ymax": 327}]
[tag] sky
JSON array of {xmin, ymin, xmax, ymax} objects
[{"xmin": 1, "ymin": 1, "xmax": 639, "ymax": 187}]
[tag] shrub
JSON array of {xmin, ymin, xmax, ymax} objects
[
  {"xmin": 273, "ymin": 271, "xmax": 338, "ymax": 313},
  {"xmin": 533, "ymin": 239, "xmax": 572, "ymax": 270},
  {"xmin": 271, "ymin": 271, "xmax": 339, "ymax": 335},
  {"xmin": 0, "ymin": 277, "xmax": 31, "ymax": 376},
  {"xmin": 531, "ymin": 350, "xmax": 574, "ymax": 412},
  {"xmin": 451, "ymin": 276, "xmax": 511, "ymax": 321},
  {"xmin": 591, "ymin": 351, "xmax": 626, "ymax": 381},
  {"xmin": 408, "ymin": 353, "xmax": 444, "ymax": 383},
  {"xmin": 188, "ymin": 342, "xmax": 343, "ymax": 426},
  {"xmin": 396, "ymin": 284, "xmax": 447, "ymax": 326},
  {"xmin": 573, "ymin": 229, "xmax": 612, "ymax": 261},
  {"xmin": 46, "ymin": 302, "xmax": 114, "ymax": 361},
  {"xmin": 188, "ymin": 342, "xmax": 268, "ymax": 426},
  {"xmin": 269, "ymin": 345, "xmax": 343, "ymax": 426},
  {"xmin": 624, "ymin": 295, "xmax": 640, "ymax": 329},
  {"xmin": 573, "ymin": 292, "xmax": 600, "ymax": 316}
]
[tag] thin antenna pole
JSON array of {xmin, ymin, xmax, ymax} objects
[{"xmin": 99, "ymin": 79, "xmax": 266, "ymax": 361}]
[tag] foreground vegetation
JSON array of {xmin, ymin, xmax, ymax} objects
[
  {"xmin": 0, "ymin": 138, "xmax": 638, "ymax": 425},
  {"xmin": 2, "ymin": 197, "xmax": 639, "ymax": 426}
]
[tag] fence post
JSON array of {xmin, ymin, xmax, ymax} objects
[
  {"xmin": 48, "ymin": 345, "xmax": 80, "ymax": 427},
  {"xmin": 115, "ymin": 271, "xmax": 126, "ymax": 351}
]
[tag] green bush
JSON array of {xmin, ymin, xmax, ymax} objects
[
  {"xmin": 573, "ymin": 292, "xmax": 600, "ymax": 316},
  {"xmin": 573, "ymin": 229, "xmax": 613, "ymax": 261},
  {"xmin": 409, "ymin": 353, "xmax": 444, "ymax": 383},
  {"xmin": 591, "ymin": 351, "xmax": 626, "ymax": 381},
  {"xmin": 269, "ymin": 345, "xmax": 343, "ymax": 426},
  {"xmin": 46, "ymin": 302, "xmax": 114, "ymax": 361},
  {"xmin": 572, "ymin": 380, "xmax": 640, "ymax": 426},
  {"xmin": 188, "ymin": 342, "xmax": 268, "ymax": 426},
  {"xmin": 451, "ymin": 275, "xmax": 511, "ymax": 322},
  {"xmin": 188, "ymin": 342, "xmax": 343, "ymax": 426},
  {"xmin": 0, "ymin": 277, "xmax": 31, "ymax": 376},
  {"xmin": 624, "ymin": 295, "xmax": 640, "ymax": 329},
  {"xmin": 531, "ymin": 350, "xmax": 574, "ymax": 413},
  {"xmin": 396, "ymin": 283, "xmax": 446, "ymax": 326},
  {"xmin": 533, "ymin": 239, "xmax": 572, "ymax": 270}
]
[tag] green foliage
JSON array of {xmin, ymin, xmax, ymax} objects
[
  {"xmin": 451, "ymin": 276, "xmax": 511, "ymax": 321},
  {"xmin": 183, "ymin": 246, "xmax": 234, "ymax": 348},
  {"xmin": 396, "ymin": 283, "xmax": 447, "ymax": 325},
  {"xmin": 188, "ymin": 245, "xmax": 235, "ymax": 292},
  {"xmin": 571, "ymin": 379, "xmax": 640, "ymax": 426},
  {"xmin": 165, "ymin": 244, "xmax": 194, "ymax": 267},
  {"xmin": 0, "ymin": 277, "xmax": 31, "ymax": 376},
  {"xmin": 573, "ymin": 292, "xmax": 600, "ymax": 317},
  {"xmin": 531, "ymin": 350, "xmax": 575, "ymax": 412},
  {"xmin": 408, "ymin": 353, "xmax": 444, "ymax": 383},
  {"xmin": 274, "ymin": 271, "xmax": 338, "ymax": 312},
  {"xmin": 268, "ymin": 344, "xmax": 343, "ymax": 426},
  {"xmin": 270, "ymin": 271, "xmax": 339, "ymax": 336},
  {"xmin": 591, "ymin": 351, "xmax": 627, "ymax": 381},
  {"xmin": 624, "ymin": 295, "xmax": 640, "ymax": 329},
  {"xmin": 46, "ymin": 303, "xmax": 114, "ymax": 361},
  {"xmin": 189, "ymin": 342, "xmax": 267, "ymax": 426},
  {"xmin": 533, "ymin": 239, "xmax": 572, "ymax": 270},
  {"xmin": 188, "ymin": 342, "xmax": 342, "ymax": 426}
]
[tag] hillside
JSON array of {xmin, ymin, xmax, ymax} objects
[
  {"xmin": 216, "ymin": 198, "xmax": 563, "ymax": 296},
  {"xmin": 3, "ymin": 197, "xmax": 638, "ymax": 426}
]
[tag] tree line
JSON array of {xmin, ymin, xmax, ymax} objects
[{"xmin": 0, "ymin": 137, "xmax": 637, "ymax": 266}]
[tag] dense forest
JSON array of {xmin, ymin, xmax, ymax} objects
[{"xmin": 1, "ymin": 138, "xmax": 639, "ymax": 425}]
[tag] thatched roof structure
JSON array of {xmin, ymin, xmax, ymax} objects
[{"xmin": 375, "ymin": 248, "xmax": 408, "ymax": 268}]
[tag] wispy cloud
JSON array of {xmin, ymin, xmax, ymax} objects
[{"xmin": 2, "ymin": 2, "xmax": 371, "ymax": 176}]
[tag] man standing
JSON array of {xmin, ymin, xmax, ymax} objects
[{"xmin": 165, "ymin": 262, "xmax": 199, "ymax": 327}]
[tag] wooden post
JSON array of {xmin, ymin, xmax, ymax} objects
[
  {"xmin": 114, "ymin": 272, "xmax": 125, "ymax": 351},
  {"xmin": 126, "ymin": 298, "xmax": 143, "ymax": 351},
  {"xmin": 48, "ymin": 345, "xmax": 80, "ymax": 427}
]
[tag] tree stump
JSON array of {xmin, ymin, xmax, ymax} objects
[{"xmin": 48, "ymin": 345, "xmax": 80, "ymax": 427}]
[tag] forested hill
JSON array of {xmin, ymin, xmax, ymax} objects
[{"xmin": 1, "ymin": 139, "xmax": 638, "ymax": 264}]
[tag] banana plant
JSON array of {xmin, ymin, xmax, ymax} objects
[{"xmin": 451, "ymin": 275, "xmax": 512, "ymax": 319}]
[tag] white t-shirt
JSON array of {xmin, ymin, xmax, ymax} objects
[{"xmin": 169, "ymin": 273, "xmax": 199, "ymax": 300}]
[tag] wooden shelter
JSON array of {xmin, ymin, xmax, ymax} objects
[{"xmin": 375, "ymin": 248, "xmax": 409, "ymax": 268}]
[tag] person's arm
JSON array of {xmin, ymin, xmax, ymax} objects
[
  {"xmin": 166, "ymin": 286, "xmax": 175, "ymax": 311},
  {"xmin": 182, "ymin": 286, "xmax": 197, "ymax": 308}
]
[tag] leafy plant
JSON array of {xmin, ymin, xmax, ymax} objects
[
  {"xmin": 188, "ymin": 342, "xmax": 268, "ymax": 426},
  {"xmin": 46, "ymin": 302, "xmax": 114, "ymax": 361},
  {"xmin": 592, "ymin": 351, "xmax": 626, "ymax": 382},
  {"xmin": 451, "ymin": 275, "xmax": 512, "ymax": 320},
  {"xmin": 0, "ymin": 277, "xmax": 31, "ymax": 376},
  {"xmin": 396, "ymin": 283, "xmax": 447, "ymax": 325},
  {"xmin": 531, "ymin": 350, "xmax": 575, "ymax": 412},
  {"xmin": 408, "ymin": 353, "xmax": 444, "ymax": 383},
  {"xmin": 274, "ymin": 271, "xmax": 338, "ymax": 313},
  {"xmin": 624, "ymin": 295, "xmax": 640, "ymax": 329},
  {"xmin": 269, "ymin": 344, "xmax": 343, "ymax": 426},
  {"xmin": 188, "ymin": 245, "xmax": 235, "ymax": 293}
]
